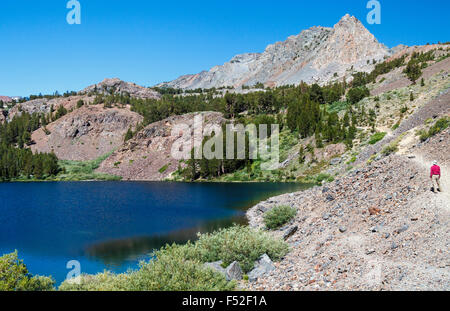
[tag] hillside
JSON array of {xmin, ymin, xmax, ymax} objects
[
  {"xmin": 81, "ymin": 78, "xmax": 161, "ymax": 100},
  {"xmin": 96, "ymin": 112, "xmax": 225, "ymax": 181},
  {"xmin": 159, "ymin": 14, "xmax": 391, "ymax": 89},
  {"xmin": 31, "ymin": 104, "xmax": 143, "ymax": 161},
  {"xmin": 243, "ymin": 67, "xmax": 450, "ymax": 290}
]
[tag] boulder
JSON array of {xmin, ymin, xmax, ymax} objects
[
  {"xmin": 225, "ymin": 261, "xmax": 243, "ymax": 281},
  {"xmin": 248, "ymin": 254, "xmax": 276, "ymax": 282},
  {"xmin": 283, "ymin": 226, "xmax": 298, "ymax": 240},
  {"xmin": 204, "ymin": 260, "xmax": 243, "ymax": 281},
  {"xmin": 204, "ymin": 261, "xmax": 226, "ymax": 275}
]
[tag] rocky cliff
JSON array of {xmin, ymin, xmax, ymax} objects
[
  {"xmin": 159, "ymin": 14, "xmax": 391, "ymax": 89},
  {"xmin": 0, "ymin": 96, "xmax": 12, "ymax": 103},
  {"xmin": 96, "ymin": 112, "xmax": 225, "ymax": 181},
  {"xmin": 31, "ymin": 104, "xmax": 143, "ymax": 161},
  {"xmin": 81, "ymin": 78, "xmax": 161, "ymax": 99}
]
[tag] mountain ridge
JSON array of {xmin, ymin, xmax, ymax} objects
[{"xmin": 158, "ymin": 14, "xmax": 395, "ymax": 89}]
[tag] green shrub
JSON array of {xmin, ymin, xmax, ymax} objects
[
  {"xmin": 381, "ymin": 135, "xmax": 404, "ymax": 156},
  {"xmin": 382, "ymin": 144, "xmax": 398, "ymax": 156},
  {"xmin": 419, "ymin": 117, "xmax": 450, "ymax": 142},
  {"xmin": 346, "ymin": 156, "xmax": 357, "ymax": 164},
  {"xmin": 59, "ymin": 272, "xmax": 129, "ymax": 291},
  {"xmin": 60, "ymin": 225, "xmax": 288, "ymax": 290},
  {"xmin": 368, "ymin": 132, "xmax": 387, "ymax": 145},
  {"xmin": 56, "ymin": 151, "xmax": 121, "ymax": 181},
  {"xmin": 125, "ymin": 247, "xmax": 235, "ymax": 291},
  {"xmin": 159, "ymin": 164, "xmax": 169, "ymax": 174},
  {"xmin": 263, "ymin": 206, "xmax": 297, "ymax": 230},
  {"xmin": 0, "ymin": 251, "xmax": 54, "ymax": 291},
  {"xmin": 315, "ymin": 173, "xmax": 333, "ymax": 184},
  {"xmin": 346, "ymin": 86, "xmax": 370, "ymax": 105},
  {"xmin": 179, "ymin": 225, "xmax": 289, "ymax": 273},
  {"xmin": 59, "ymin": 253, "xmax": 234, "ymax": 292}
]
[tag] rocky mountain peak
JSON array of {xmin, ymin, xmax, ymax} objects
[{"xmin": 158, "ymin": 14, "xmax": 392, "ymax": 89}]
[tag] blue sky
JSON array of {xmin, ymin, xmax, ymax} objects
[{"xmin": 0, "ymin": 0, "xmax": 448, "ymax": 96}]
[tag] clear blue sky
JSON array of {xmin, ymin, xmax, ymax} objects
[{"xmin": 0, "ymin": 0, "xmax": 448, "ymax": 96}]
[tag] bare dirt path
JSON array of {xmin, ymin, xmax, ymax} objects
[{"xmin": 409, "ymin": 153, "xmax": 450, "ymax": 212}]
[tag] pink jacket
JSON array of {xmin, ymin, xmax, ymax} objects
[{"xmin": 430, "ymin": 165, "xmax": 441, "ymax": 178}]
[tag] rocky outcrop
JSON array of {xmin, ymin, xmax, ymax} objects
[
  {"xmin": 0, "ymin": 96, "xmax": 12, "ymax": 103},
  {"xmin": 31, "ymin": 105, "xmax": 143, "ymax": 161},
  {"xmin": 7, "ymin": 95, "xmax": 93, "ymax": 121},
  {"xmin": 81, "ymin": 78, "xmax": 161, "ymax": 99},
  {"xmin": 159, "ymin": 14, "xmax": 391, "ymax": 89},
  {"xmin": 96, "ymin": 112, "xmax": 225, "ymax": 181}
]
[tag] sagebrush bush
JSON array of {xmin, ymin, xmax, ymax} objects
[
  {"xmin": 59, "ymin": 249, "xmax": 234, "ymax": 291},
  {"xmin": 420, "ymin": 117, "xmax": 449, "ymax": 142},
  {"xmin": 368, "ymin": 132, "xmax": 387, "ymax": 145},
  {"xmin": 263, "ymin": 205, "xmax": 297, "ymax": 230},
  {"xmin": 59, "ymin": 225, "xmax": 288, "ymax": 290},
  {"xmin": 59, "ymin": 272, "xmax": 129, "ymax": 291},
  {"xmin": 0, "ymin": 251, "xmax": 55, "ymax": 291},
  {"xmin": 178, "ymin": 225, "xmax": 289, "ymax": 273},
  {"xmin": 125, "ymin": 247, "xmax": 235, "ymax": 291},
  {"xmin": 382, "ymin": 143, "xmax": 398, "ymax": 156}
]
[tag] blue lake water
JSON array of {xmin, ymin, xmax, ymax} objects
[{"xmin": 0, "ymin": 181, "xmax": 309, "ymax": 284}]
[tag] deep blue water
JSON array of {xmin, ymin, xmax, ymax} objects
[{"xmin": 0, "ymin": 181, "xmax": 308, "ymax": 284}]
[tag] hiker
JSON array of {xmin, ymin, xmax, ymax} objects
[{"xmin": 430, "ymin": 160, "xmax": 441, "ymax": 193}]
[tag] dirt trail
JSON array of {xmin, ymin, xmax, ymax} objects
[{"xmin": 409, "ymin": 153, "xmax": 450, "ymax": 211}]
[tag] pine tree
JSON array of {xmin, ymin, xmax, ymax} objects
[
  {"xmin": 124, "ymin": 127, "xmax": 134, "ymax": 142},
  {"xmin": 404, "ymin": 60, "xmax": 422, "ymax": 84},
  {"xmin": 298, "ymin": 145, "xmax": 305, "ymax": 164}
]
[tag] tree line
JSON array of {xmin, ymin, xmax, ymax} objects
[{"xmin": 0, "ymin": 112, "xmax": 60, "ymax": 181}]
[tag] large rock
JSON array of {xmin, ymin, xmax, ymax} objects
[
  {"xmin": 283, "ymin": 226, "xmax": 298, "ymax": 241},
  {"xmin": 248, "ymin": 254, "xmax": 276, "ymax": 282},
  {"xmin": 204, "ymin": 261, "xmax": 226, "ymax": 275},
  {"xmin": 225, "ymin": 261, "xmax": 243, "ymax": 281},
  {"xmin": 204, "ymin": 260, "xmax": 243, "ymax": 281}
]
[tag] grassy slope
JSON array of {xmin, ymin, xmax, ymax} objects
[{"xmin": 53, "ymin": 151, "xmax": 121, "ymax": 181}]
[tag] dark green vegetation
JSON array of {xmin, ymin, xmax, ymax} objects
[
  {"xmin": 0, "ymin": 251, "xmax": 54, "ymax": 291},
  {"xmin": 55, "ymin": 152, "xmax": 121, "ymax": 181},
  {"xmin": 0, "ymin": 113, "xmax": 60, "ymax": 181},
  {"xmin": 369, "ymin": 132, "xmax": 387, "ymax": 145},
  {"xmin": 2, "ymin": 226, "xmax": 288, "ymax": 291},
  {"xmin": 263, "ymin": 205, "xmax": 297, "ymax": 230}
]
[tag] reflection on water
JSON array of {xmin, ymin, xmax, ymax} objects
[
  {"xmin": 0, "ymin": 181, "xmax": 312, "ymax": 282},
  {"xmin": 85, "ymin": 215, "xmax": 246, "ymax": 266}
]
